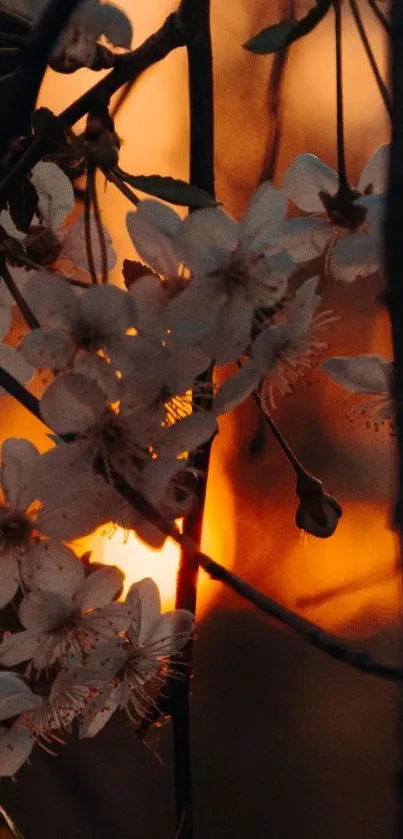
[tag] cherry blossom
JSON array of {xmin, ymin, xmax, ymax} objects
[
  {"xmin": 214, "ymin": 278, "xmax": 336, "ymax": 414},
  {"xmin": 7, "ymin": 0, "xmax": 133, "ymax": 72},
  {"xmin": 20, "ymin": 272, "xmax": 135, "ymax": 398},
  {"xmin": 79, "ymin": 578, "xmax": 194, "ymax": 736},
  {"xmin": 127, "ymin": 186, "xmax": 295, "ymax": 364},
  {"xmin": 281, "ymin": 145, "xmax": 388, "ymax": 281},
  {"xmin": 0, "ymin": 550, "xmax": 127, "ymax": 670}
]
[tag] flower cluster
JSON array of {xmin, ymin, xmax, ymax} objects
[{"xmin": 0, "ymin": 139, "xmax": 389, "ymax": 775}]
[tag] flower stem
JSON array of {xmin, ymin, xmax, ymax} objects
[
  {"xmin": 367, "ymin": 0, "xmax": 391, "ymax": 34},
  {"xmin": 333, "ymin": 0, "xmax": 348, "ymax": 190},
  {"xmin": 349, "ymin": 0, "xmax": 392, "ymax": 116},
  {"xmin": 84, "ymin": 167, "xmax": 99, "ymax": 285},
  {"xmin": 106, "ymin": 168, "xmax": 139, "ymax": 206}
]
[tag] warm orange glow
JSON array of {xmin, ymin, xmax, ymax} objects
[
  {"xmin": 100, "ymin": 528, "xmax": 180, "ymax": 610},
  {"xmin": 30, "ymin": 0, "xmax": 399, "ymax": 644}
]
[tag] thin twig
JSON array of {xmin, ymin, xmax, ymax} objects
[
  {"xmin": 88, "ymin": 167, "xmax": 108, "ymax": 285},
  {"xmin": 349, "ymin": 0, "xmax": 392, "ymax": 116},
  {"xmin": 334, "ymin": 0, "xmax": 348, "ymax": 188},
  {"xmin": 106, "ymin": 168, "xmax": 139, "ymax": 206},
  {"xmin": 84, "ymin": 167, "xmax": 98, "ymax": 285},
  {"xmin": 367, "ymin": 0, "xmax": 391, "ymax": 34}
]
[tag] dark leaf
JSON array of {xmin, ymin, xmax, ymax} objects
[
  {"xmin": 243, "ymin": 0, "xmax": 332, "ymax": 54},
  {"xmin": 8, "ymin": 178, "xmax": 38, "ymax": 233},
  {"xmin": 118, "ymin": 170, "xmax": 217, "ymax": 208},
  {"xmin": 123, "ymin": 259, "xmax": 158, "ymax": 289}
]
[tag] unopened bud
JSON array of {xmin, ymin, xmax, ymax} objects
[{"xmin": 295, "ymin": 472, "xmax": 342, "ymax": 539}]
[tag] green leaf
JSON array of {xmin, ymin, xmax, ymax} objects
[
  {"xmin": 243, "ymin": 0, "xmax": 332, "ymax": 54},
  {"xmin": 243, "ymin": 20, "xmax": 294, "ymax": 54},
  {"xmin": 118, "ymin": 171, "xmax": 217, "ymax": 208},
  {"xmin": 8, "ymin": 178, "xmax": 38, "ymax": 233}
]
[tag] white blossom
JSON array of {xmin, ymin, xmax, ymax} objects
[
  {"xmin": 127, "ymin": 187, "xmax": 295, "ymax": 365},
  {"xmin": 0, "ymin": 553, "xmax": 127, "ymax": 670},
  {"xmin": 6, "ymin": 0, "xmax": 132, "ymax": 72},
  {"xmin": 79, "ymin": 578, "xmax": 194, "ymax": 736},
  {"xmin": 214, "ymin": 277, "xmax": 336, "ymax": 413},
  {"xmin": 281, "ymin": 145, "xmax": 388, "ymax": 281},
  {"xmin": 20, "ymin": 273, "xmax": 135, "ymax": 398}
]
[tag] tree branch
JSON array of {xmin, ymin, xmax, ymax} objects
[
  {"xmin": 0, "ymin": 0, "xmax": 82, "ymax": 160},
  {"xmin": 169, "ymin": 1, "xmax": 215, "ymax": 835},
  {"xmin": 0, "ymin": 10, "xmax": 187, "ymax": 209}
]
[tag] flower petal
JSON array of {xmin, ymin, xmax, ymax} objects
[
  {"xmin": 1, "ymin": 437, "xmax": 40, "ymax": 510},
  {"xmin": 0, "ymin": 344, "xmax": 35, "ymax": 394},
  {"xmin": 126, "ymin": 578, "xmax": 161, "ymax": 646},
  {"xmin": 321, "ymin": 354, "xmax": 391, "ymax": 394},
  {"xmin": 79, "ymin": 684, "xmax": 120, "ymax": 738},
  {"xmin": 62, "ymin": 215, "xmax": 117, "ymax": 274},
  {"xmin": 0, "ymin": 724, "xmax": 33, "ymax": 776},
  {"xmin": 33, "ymin": 451, "xmax": 119, "ymax": 541},
  {"xmin": 251, "ymin": 251, "xmax": 293, "ymax": 308},
  {"xmin": 166, "ymin": 276, "xmax": 222, "ymax": 344},
  {"xmin": 19, "ymin": 590, "xmax": 72, "ymax": 631},
  {"xmin": 0, "ymin": 672, "xmax": 40, "ymax": 720},
  {"xmin": 74, "ymin": 565, "xmax": 124, "ymax": 610},
  {"xmin": 282, "ymin": 154, "xmax": 339, "ymax": 212},
  {"xmin": 73, "ymin": 353, "xmax": 121, "ymax": 402},
  {"xmin": 162, "ymin": 411, "xmax": 218, "ymax": 456},
  {"xmin": 174, "ymin": 208, "xmax": 238, "ymax": 274},
  {"xmin": 0, "ymin": 306, "xmax": 11, "ymax": 341},
  {"xmin": 0, "ymin": 630, "xmax": 41, "ymax": 666},
  {"xmin": 78, "ymin": 284, "xmax": 136, "ymax": 337},
  {"xmin": 24, "ymin": 271, "xmax": 79, "ymax": 328},
  {"xmin": 330, "ymin": 232, "xmax": 380, "ymax": 282},
  {"xmin": 30, "ymin": 162, "xmax": 75, "ymax": 231},
  {"xmin": 358, "ymin": 144, "xmax": 389, "ymax": 194},
  {"xmin": 126, "ymin": 209, "xmax": 181, "ymax": 277},
  {"xmin": 40, "ymin": 372, "xmax": 106, "ymax": 434},
  {"xmin": 280, "ymin": 216, "xmax": 332, "ymax": 261},
  {"xmin": 133, "ymin": 200, "xmax": 182, "ymax": 238},
  {"xmin": 147, "ymin": 609, "xmax": 194, "ymax": 655},
  {"xmin": 23, "ymin": 542, "xmax": 85, "ymax": 599},
  {"xmin": 288, "ymin": 277, "xmax": 321, "ymax": 338},
  {"xmin": 128, "ymin": 274, "xmax": 169, "ymax": 335},
  {"xmin": 0, "ymin": 554, "xmax": 19, "ymax": 611},
  {"xmin": 21, "ymin": 328, "xmax": 75, "ymax": 369},
  {"xmin": 214, "ymin": 362, "xmax": 260, "ymax": 416},
  {"xmin": 240, "ymin": 181, "xmax": 286, "ymax": 249}
]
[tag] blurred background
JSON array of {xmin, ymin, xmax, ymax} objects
[{"xmin": 1, "ymin": 1, "xmax": 400, "ymax": 837}]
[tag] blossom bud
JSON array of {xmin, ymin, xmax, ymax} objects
[{"xmin": 295, "ymin": 473, "xmax": 342, "ymax": 539}]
